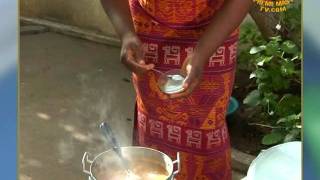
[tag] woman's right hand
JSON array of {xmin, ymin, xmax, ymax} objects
[{"xmin": 120, "ymin": 32, "xmax": 154, "ymax": 75}]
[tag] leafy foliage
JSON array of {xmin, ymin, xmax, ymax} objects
[
  {"xmin": 279, "ymin": 2, "xmax": 301, "ymax": 45},
  {"xmin": 238, "ymin": 23, "xmax": 266, "ymax": 71},
  {"xmin": 241, "ymin": 35, "xmax": 301, "ymax": 145},
  {"xmin": 238, "ymin": 4, "xmax": 301, "ymax": 145}
]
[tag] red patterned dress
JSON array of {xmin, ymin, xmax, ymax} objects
[{"xmin": 129, "ymin": 0, "xmax": 239, "ymax": 179}]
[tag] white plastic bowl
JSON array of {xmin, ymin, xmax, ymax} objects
[{"xmin": 246, "ymin": 141, "xmax": 302, "ymax": 180}]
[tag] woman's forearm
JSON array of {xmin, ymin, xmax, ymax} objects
[
  {"xmin": 194, "ymin": 0, "xmax": 252, "ymax": 66},
  {"xmin": 100, "ymin": 0, "xmax": 135, "ymax": 40}
]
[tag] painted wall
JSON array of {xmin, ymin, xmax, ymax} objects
[
  {"xmin": 21, "ymin": 0, "xmax": 255, "ymax": 38},
  {"xmin": 20, "ymin": 0, "xmax": 117, "ymax": 37}
]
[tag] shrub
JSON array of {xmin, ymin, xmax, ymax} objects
[{"xmin": 238, "ymin": 3, "xmax": 301, "ymax": 145}]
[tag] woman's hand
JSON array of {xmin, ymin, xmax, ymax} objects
[
  {"xmin": 169, "ymin": 54, "xmax": 204, "ymax": 99},
  {"xmin": 120, "ymin": 33, "xmax": 154, "ymax": 75},
  {"xmin": 169, "ymin": 0, "xmax": 252, "ymax": 98},
  {"xmin": 100, "ymin": 0, "xmax": 153, "ymax": 75}
]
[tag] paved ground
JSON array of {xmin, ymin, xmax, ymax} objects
[{"xmin": 20, "ymin": 31, "xmax": 245, "ymax": 180}]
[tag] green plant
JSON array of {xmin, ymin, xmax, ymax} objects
[
  {"xmin": 279, "ymin": 1, "xmax": 301, "ymax": 45},
  {"xmin": 238, "ymin": 23, "xmax": 266, "ymax": 72},
  {"xmin": 243, "ymin": 35, "xmax": 301, "ymax": 145},
  {"xmin": 237, "ymin": 2, "xmax": 302, "ymax": 146}
]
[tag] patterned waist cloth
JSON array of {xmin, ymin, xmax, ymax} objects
[{"xmin": 130, "ymin": 0, "xmax": 239, "ymax": 179}]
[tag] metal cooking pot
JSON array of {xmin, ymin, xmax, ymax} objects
[{"xmin": 82, "ymin": 146, "xmax": 180, "ymax": 180}]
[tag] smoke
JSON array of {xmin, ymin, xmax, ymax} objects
[
  {"xmin": 75, "ymin": 70, "xmax": 134, "ymax": 149},
  {"xmin": 76, "ymin": 72, "xmax": 115, "ymax": 121}
]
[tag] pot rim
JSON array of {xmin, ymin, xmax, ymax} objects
[{"xmin": 88, "ymin": 146, "xmax": 176, "ymax": 179}]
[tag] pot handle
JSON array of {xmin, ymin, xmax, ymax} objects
[
  {"xmin": 172, "ymin": 152, "xmax": 180, "ymax": 177},
  {"xmin": 82, "ymin": 152, "xmax": 93, "ymax": 175}
]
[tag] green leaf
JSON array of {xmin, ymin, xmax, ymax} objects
[
  {"xmin": 266, "ymin": 41, "xmax": 280, "ymax": 55},
  {"xmin": 268, "ymin": 68, "xmax": 289, "ymax": 91},
  {"xmin": 291, "ymin": 54, "xmax": 300, "ymax": 61},
  {"xmin": 243, "ymin": 90, "xmax": 260, "ymax": 106},
  {"xmin": 258, "ymin": 82, "xmax": 269, "ymax": 92},
  {"xmin": 262, "ymin": 92, "xmax": 278, "ymax": 106},
  {"xmin": 284, "ymin": 129, "xmax": 300, "ymax": 142},
  {"xmin": 256, "ymin": 56, "xmax": 273, "ymax": 66},
  {"xmin": 262, "ymin": 132, "xmax": 284, "ymax": 145},
  {"xmin": 250, "ymin": 45, "xmax": 266, "ymax": 54},
  {"xmin": 249, "ymin": 73, "xmax": 256, "ymax": 79},
  {"xmin": 269, "ymin": 36, "xmax": 282, "ymax": 42},
  {"xmin": 277, "ymin": 95, "xmax": 301, "ymax": 116},
  {"xmin": 255, "ymin": 68, "xmax": 268, "ymax": 80},
  {"xmin": 281, "ymin": 61, "xmax": 295, "ymax": 75},
  {"xmin": 277, "ymin": 114, "xmax": 301, "ymax": 124},
  {"xmin": 281, "ymin": 40, "xmax": 298, "ymax": 54}
]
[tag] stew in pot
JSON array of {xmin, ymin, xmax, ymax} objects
[{"xmin": 94, "ymin": 158, "xmax": 169, "ymax": 180}]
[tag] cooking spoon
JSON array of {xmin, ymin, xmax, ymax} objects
[
  {"xmin": 99, "ymin": 122, "xmax": 140, "ymax": 179},
  {"xmin": 151, "ymin": 68, "xmax": 166, "ymax": 75},
  {"xmin": 151, "ymin": 68, "xmax": 185, "ymax": 81}
]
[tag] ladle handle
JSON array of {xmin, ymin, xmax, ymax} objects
[
  {"xmin": 82, "ymin": 152, "xmax": 93, "ymax": 176},
  {"xmin": 151, "ymin": 68, "xmax": 165, "ymax": 75},
  {"xmin": 99, "ymin": 122, "xmax": 122, "ymax": 156},
  {"xmin": 172, "ymin": 152, "xmax": 180, "ymax": 178}
]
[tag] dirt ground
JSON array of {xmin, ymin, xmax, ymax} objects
[{"xmin": 19, "ymin": 31, "xmax": 245, "ymax": 180}]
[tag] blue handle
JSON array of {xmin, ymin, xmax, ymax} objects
[{"xmin": 99, "ymin": 122, "xmax": 122, "ymax": 157}]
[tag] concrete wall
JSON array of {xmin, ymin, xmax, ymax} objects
[
  {"xmin": 20, "ymin": 0, "xmax": 256, "ymax": 39},
  {"xmin": 20, "ymin": 0, "xmax": 117, "ymax": 37}
]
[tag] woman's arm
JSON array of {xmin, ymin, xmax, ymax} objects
[
  {"xmin": 171, "ymin": 0, "xmax": 252, "ymax": 98},
  {"xmin": 194, "ymin": 0, "xmax": 252, "ymax": 65},
  {"xmin": 100, "ymin": 0, "xmax": 135, "ymax": 39},
  {"xmin": 100, "ymin": 0, "xmax": 154, "ymax": 75}
]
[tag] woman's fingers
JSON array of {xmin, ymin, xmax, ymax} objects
[
  {"xmin": 120, "ymin": 33, "xmax": 154, "ymax": 74},
  {"xmin": 168, "ymin": 81, "xmax": 199, "ymax": 98},
  {"xmin": 181, "ymin": 56, "xmax": 191, "ymax": 76},
  {"xmin": 122, "ymin": 49, "xmax": 154, "ymax": 75},
  {"xmin": 168, "ymin": 58, "xmax": 203, "ymax": 98},
  {"xmin": 134, "ymin": 45, "xmax": 147, "ymax": 65},
  {"xmin": 169, "ymin": 70, "xmax": 200, "ymax": 98}
]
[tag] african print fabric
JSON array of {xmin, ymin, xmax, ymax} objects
[{"xmin": 129, "ymin": 0, "xmax": 239, "ymax": 179}]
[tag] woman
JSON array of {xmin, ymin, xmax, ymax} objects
[{"xmin": 101, "ymin": 0, "xmax": 252, "ymax": 179}]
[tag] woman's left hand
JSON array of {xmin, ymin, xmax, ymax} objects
[{"xmin": 169, "ymin": 54, "xmax": 204, "ymax": 98}]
